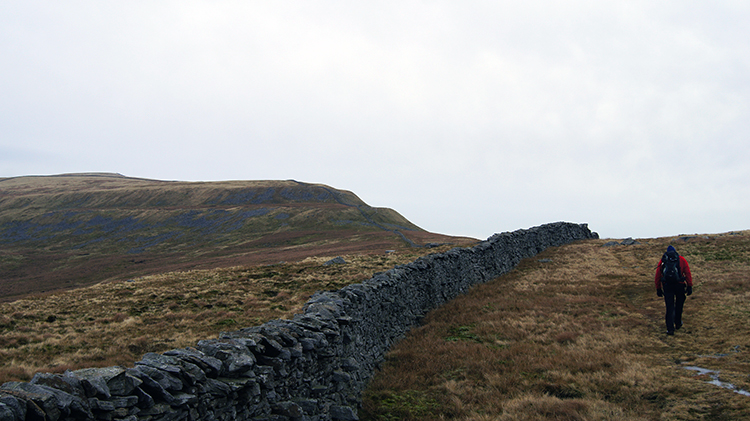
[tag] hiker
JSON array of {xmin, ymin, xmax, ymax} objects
[{"xmin": 655, "ymin": 245, "xmax": 693, "ymax": 335}]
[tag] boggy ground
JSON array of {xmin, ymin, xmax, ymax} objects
[
  {"xmin": 361, "ymin": 231, "xmax": 750, "ymax": 421},
  {"xmin": 0, "ymin": 245, "xmax": 459, "ymax": 384}
]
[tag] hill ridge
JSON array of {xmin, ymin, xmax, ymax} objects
[
  {"xmin": 0, "ymin": 174, "xmax": 476, "ymax": 301},
  {"xmin": 294, "ymin": 179, "xmax": 421, "ymax": 247}
]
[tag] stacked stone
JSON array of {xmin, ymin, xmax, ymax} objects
[{"xmin": 0, "ymin": 222, "xmax": 596, "ymax": 421}]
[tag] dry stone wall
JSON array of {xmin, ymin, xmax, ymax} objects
[{"xmin": 0, "ymin": 222, "xmax": 597, "ymax": 421}]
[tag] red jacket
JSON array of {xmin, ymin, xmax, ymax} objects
[{"xmin": 655, "ymin": 255, "xmax": 693, "ymax": 290}]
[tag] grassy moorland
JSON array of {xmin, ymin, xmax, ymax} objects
[
  {"xmin": 0, "ymin": 245, "xmax": 460, "ymax": 384},
  {"xmin": 3, "ymin": 175, "xmax": 747, "ymax": 419},
  {"xmin": 0, "ymin": 173, "xmax": 470, "ymax": 302},
  {"xmin": 361, "ymin": 231, "xmax": 750, "ymax": 421}
]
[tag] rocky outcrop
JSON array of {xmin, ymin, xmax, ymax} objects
[
  {"xmin": 0, "ymin": 222, "xmax": 597, "ymax": 421},
  {"xmin": 602, "ymin": 237, "xmax": 641, "ymax": 246}
]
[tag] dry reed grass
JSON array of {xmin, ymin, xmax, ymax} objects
[
  {"xmin": 361, "ymin": 231, "xmax": 750, "ymax": 420},
  {"xmin": 0, "ymin": 246, "xmax": 455, "ymax": 383}
]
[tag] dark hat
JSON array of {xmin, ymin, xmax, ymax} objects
[{"xmin": 666, "ymin": 245, "xmax": 676, "ymax": 253}]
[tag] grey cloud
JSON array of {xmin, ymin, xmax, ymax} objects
[{"xmin": 1, "ymin": 1, "xmax": 749, "ymax": 239}]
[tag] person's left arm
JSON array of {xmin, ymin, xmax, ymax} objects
[{"xmin": 680, "ymin": 256, "xmax": 693, "ymax": 287}]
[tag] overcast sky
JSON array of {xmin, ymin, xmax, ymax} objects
[{"xmin": 1, "ymin": 1, "xmax": 748, "ymax": 240}]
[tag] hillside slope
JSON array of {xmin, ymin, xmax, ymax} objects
[
  {"xmin": 0, "ymin": 173, "xmax": 475, "ymax": 301},
  {"xmin": 361, "ymin": 231, "xmax": 750, "ymax": 420}
]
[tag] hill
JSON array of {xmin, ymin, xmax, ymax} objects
[
  {"xmin": 361, "ymin": 231, "xmax": 750, "ymax": 420},
  {"xmin": 0, "ymin": 173, "xmax": 475, "ymax": 302}
]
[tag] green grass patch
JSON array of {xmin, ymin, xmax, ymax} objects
[
  {"xmin": 445, "ymin": 325, "xmax": 482, "ymax": 343},
  {"xmin": 361, "ymin": 390, "xmax": 441, "ymax": 421}
]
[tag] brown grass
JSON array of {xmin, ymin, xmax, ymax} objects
[
  {"xmin": 0, "ymin": 246, "xmax": 459, "ymax": 384},
  {"xmin": 361, "ymin": 231, "xmax": 750, "ymax": 421}
]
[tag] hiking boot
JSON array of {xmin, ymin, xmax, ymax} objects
[
  {"xmin": 675, "ymin": 322, "xmax": 683, "ymax": 330},
  {"xmin": 667, "ymin": 331, "xmax": 675, "ymax": 336}
]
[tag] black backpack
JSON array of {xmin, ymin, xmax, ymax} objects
[{"xmin": 661, "ymin": 250, "xmax": 682, "ymax": 285}]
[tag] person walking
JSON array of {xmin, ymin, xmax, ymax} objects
[{"xmin": 655, "ymin": 245, "xmax": 693, "ymax": 335}]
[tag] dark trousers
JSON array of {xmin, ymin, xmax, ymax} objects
[{"xmin": 664, "ymin": 283, "xmax": 686, "ymax": 333}]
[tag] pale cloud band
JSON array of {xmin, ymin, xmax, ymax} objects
[{"xmin": 1, "ymin": 1, "xmax": 748, "ymax": 239}]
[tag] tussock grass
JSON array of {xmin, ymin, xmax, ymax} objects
[
  {"xmin": 362, "ymin": 231, "xmax": 750, "ymax": 420},
  {"xmin": 0, "ymin": 247, "xmax": 455, "ymax": 383}
]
